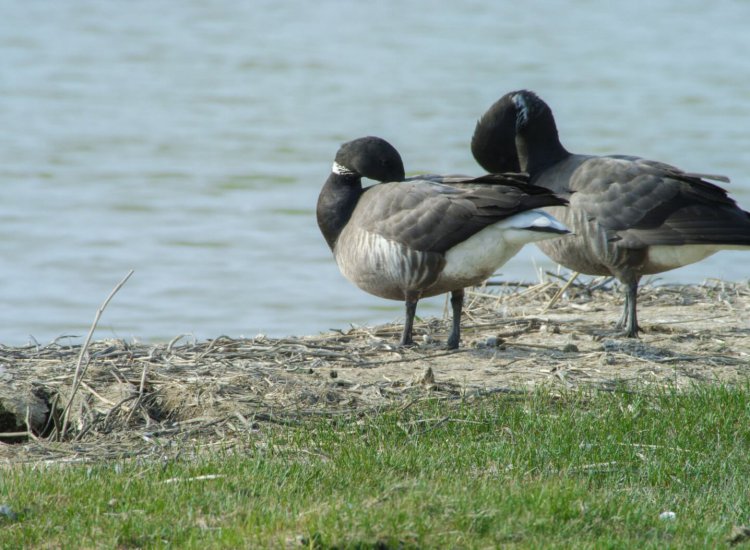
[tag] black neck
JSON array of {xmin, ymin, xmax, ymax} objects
[
  {"xmin": 316, "ymin": 173, "xmax": 363, "ymax": 250},
  {"xmin": 516, "ymin": 113, "xmax": 570, "ymax": 176},
  {"xmin": 471, "ymin": 113, "xmax": 521, "ymax": 173}
]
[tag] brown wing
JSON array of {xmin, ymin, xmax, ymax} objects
[
  {"xmin": 355, "ymin": 179, "xmax": 566, "ymax": 253},
  {"xmin": 566, "ymin": 156, "xmax": 750, "ymax": 247}
]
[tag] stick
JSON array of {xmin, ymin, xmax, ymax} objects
[
  {"xmin": 542, "ymin": 272, "xmax": 579, "ymax": 313},
  {"xmin": 58, "ymin": 270, "xmax": 134, "ymax": 439},
  {"xmin": 0, "ymin": 432, "xmax": 30, "ymax": 439},
  {"xmin": 25, "ymin": 406, "xmax": 41, "ymax": 442},
  {"xmin": 125, "ymin": 363, "xmax": 150, "ymax": 424}
]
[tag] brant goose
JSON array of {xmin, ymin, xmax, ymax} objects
[
  {"xmin": 471, "ymin": 90, "xmax": 750, "ymax": 337},
  {"xmin": 317, "ymin": 136, "xmax": 570, "ymax": 349}
]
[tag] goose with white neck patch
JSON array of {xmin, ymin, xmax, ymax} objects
[{"xmin": 317, "ymin": 136, "xmax": 570, "ymax": 349}]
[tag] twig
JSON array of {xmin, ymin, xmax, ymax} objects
[
  {"xmin": 161, "ymin": 474, "xmax": 226, "ymax": 484},
  {"xmin": 58, "ymin": 270, "xmax": 134, "ymax": 439},
  {"xmin": 588, "ymin": 276, "xmax": 615, "ymax": 291},
  {"xmin": 355, "ymin": 348, "xmax": 471, "ymax": 368},
  {"xmin": 416, "ymin": 416, "xmax": 450, "ymax": 435},
  {"xmin": 126, "ymin": 363, "xmax": 150, "ymax": 424},
  {"xmin": 81, "ymin": 381, "xmax": 116, "ymax": 406},
  {"xmin": 138, "ymin": 362, "xmax": 148, "ymax": 397},
  {"xmin": 570, "ymin": 460, "xmax": 622, "ymax": 473},
  {"xmin": 466, "ymin": 281, "xmax": 554, "ymax": 303},
  {"xmin": 167, "ymin": 333, "xmax": 194, "ymax": 354},
  {"xmin": 542, "ymin": 272, "xmax": 579, "ymax": 313},
  {"xmin": 38, "ymin": 392, "xmax": 60, "ymax": 437},
  {"xmin": 650, "ymin": 314, "xmax": 732, "ymax": 326},
  {"xmin": 25, "ymin": 405, "xmax": 41, "ymax": 442},
  {"xmin": 402, "ymin": 417, "xmax": 485, "ymax": 426},
  {"xmin": 100, "ymin": 394, "xmax": 140, "ymax": 432}
]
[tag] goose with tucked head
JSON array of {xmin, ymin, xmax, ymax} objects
[
  {"xmin": 472, "ymin": 90, "xmax": 750, "ymax": 337},
  {"xmin": 317, "ymin": 136, "xmax": 570, "ymax": 349}
]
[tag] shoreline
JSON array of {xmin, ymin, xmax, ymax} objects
[{"xmin": 2, "ymin": 279, "xmax": 748, "ymax": 463}]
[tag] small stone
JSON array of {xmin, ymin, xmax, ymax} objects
[
  {"xmin": 659, "ymin": 510, "xmax": 676, "ymax": 521},
  {"xmin": 485, "ymin": 336, "xmax": 505, "ymax": 348},
  {"xmin": 0, "ymin": 505, "xmax": 17, "ymax": 520}
]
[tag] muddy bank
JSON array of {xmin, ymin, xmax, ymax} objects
[{"xmin": 1, "ymin": 279, "xmax": 748, "ymax": 464}]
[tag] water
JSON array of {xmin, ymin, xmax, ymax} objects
[{"xmin": 1, "ymin": 1, "xmax": 749, "ymax": 344}]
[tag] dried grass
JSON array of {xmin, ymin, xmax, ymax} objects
[{"xmin": 1, "ymin": 278, "xmax": 748, "ymax": 465}]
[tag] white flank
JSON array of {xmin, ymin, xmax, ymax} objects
[
  {"xmin": 646, "ymin": 244, "xmax": 749, "ymax": 271},
  {"xmin": 440, "ymin": 210, "xmax": 568, "ymax": 284},
  {"xmin": 505, "ymin": 210, "xmax": 569, "ymax": 240}
]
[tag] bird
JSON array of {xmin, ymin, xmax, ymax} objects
[
  {"xmin": 471, "ymin": 89, "xmax": 750, "ymax": 337},
  {"xmin": 317, "ymin": 136, "xmax": 570, "ymax": 349}
]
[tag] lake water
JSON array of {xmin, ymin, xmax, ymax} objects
[{"xmin": 1, "ymin": 1, "xmax": 749, "ymax": 345}]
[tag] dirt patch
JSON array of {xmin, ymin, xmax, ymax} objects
[{"xmin": 1, "ymin": 278, "xmax": 748, "ymax": 464}]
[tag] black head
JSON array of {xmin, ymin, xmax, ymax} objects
[
  {"xmin": 510, "ymin": 90, "xmax": 556, "ymax": 137},
  {"xmin": 471, "ymin": 92, "xmax": 520, "ymax": 173},
  {"xmin": 334, "ymin": 136, "xmax": 406, "ymax": 183},
  {"xmin": 509, "ymin": 90, "xmax": 568, "ymax": 174}
]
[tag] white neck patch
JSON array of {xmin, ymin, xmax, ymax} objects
[{"xmin": 332, "ymin": 161, "xmax": 356, "ymax": 176}]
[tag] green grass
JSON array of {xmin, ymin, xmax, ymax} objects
[{"xmin": 2, "ymin": 385, "xmax": 750, "ymax": 548}]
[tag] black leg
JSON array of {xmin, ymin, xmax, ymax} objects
[
  {"xmin": 615, "ymin": 291, "xmax": 630, "ymax": 330},
  {"xmin": 624, "ymin": 280, "xmax": 640, "ymax": 338},
  {"xmin": 401, "ymin": 293, "xmax": 419, "ymax": 346},
  {"xmin": 447, "ymin": 289, "xmax": 464, "ymax": 349}
]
